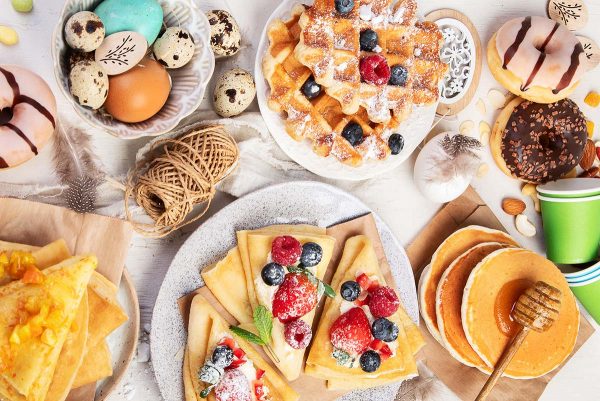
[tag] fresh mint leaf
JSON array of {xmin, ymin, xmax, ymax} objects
[
  {"xmin": 287, "ymin": 266, "xmax": 305, "ymax": 274},
  {"xmin": 200, "ymin": 386, "xmax": 213, "ymax": 398},
  {"xmin": 229, "ymin": 325, "xmax": 266, "ymax": 345},
  {"xmin": 253, "ymin": 305, "xmax": 273, "ymax": 345},
  {"xmin": 322, "ymin": 281, "xmax": 336, "ymax": 298}
]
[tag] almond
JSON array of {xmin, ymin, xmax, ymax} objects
[
  {"xmin": 580, "ymin": 139, "xmax": 596, "ymax": 170},
  {"xmin": 502, "ymin": 198, "xmax": 526, "ymax": 216},
  {"xmin": 579, "ymin": 167, "xmax": 600, "ymax": 178}
]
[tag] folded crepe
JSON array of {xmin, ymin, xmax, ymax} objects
[
  {"xmin": 305, "ymin": 235, "xmax": 423, "ymax": 390},
  {"xmin": 184, "ymin": 294, "xmax": 299, "ymax": 401},
  {"xmin": 72, "ymin": 340, "xmax": 113, "ymax": 389},
  {"xmin": 0, "ymin": 255, "xmax": 96, "ymax": 401}
]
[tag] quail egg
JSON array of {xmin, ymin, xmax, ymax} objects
[
  {"xmin": 153, "ymin": 27, "xmax": 195, "ymax": 69},
  {"xmin": 69, "ymin": 60, "xmax": 109, "ymax": 110},
  {"xmin": 213, "ymin": 68, "xmax": 256, "ymax": 117},
  {"xmin": 206, "ymin": 10, "xmax": 241, "ymax": 57},
  {"xmin": 64, "ymin": 11, "xmax": 105, "ymax": 52}
]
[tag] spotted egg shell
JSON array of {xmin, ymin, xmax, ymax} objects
[
  {"xmin": 213, "ymin": 68, "xmax": 256, "ymax": 117},
  {"xmin": 206, "ymin": 10, "xmax": 241, "ymax": 57},
  {"xmin": 64, "ymin": 11, "xmax": 105, "ymax": 52},
  {"xmin": 153, "ymin": 27, "xmax": 195, "ymax": 69},
  {"xmin": 95, "ymin": 31, "xmax": 148, "ymax": 75},
  {"xmin": 68, "ymin": 60, "xmax": 109, "ymax": 110}
]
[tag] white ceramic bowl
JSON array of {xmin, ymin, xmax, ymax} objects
[{"xmin": 52, "ymin": 0, "xmax": 215, "ymax": 139}]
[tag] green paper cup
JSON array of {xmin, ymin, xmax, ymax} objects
[
  {"xmin": 539, "ymin": 193, "xmax": 600, "ymax": 264},
  {"xmin": 569, "ymin": 273, "xmax": 600, "ymax": 325},
  {"xmin": 537, "ymin": 178, "xmax": 600, "ymax": 199}
]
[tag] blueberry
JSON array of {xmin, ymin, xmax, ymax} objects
[
  {"xmin": 301, "ymin": 76, "xmax": 322, "ymax": 100},
  {"xmin": 389, "ymin": 65, "xmax": 408, "ymax": 86},
  {"xmin": 360, "ymin": 30, "xmax": 378, "ymax": 52},
  {"xmin": 388, "ymin": 134, "xmax": 404, "ymax": 155},
  {"xmin": 372, "ymin": 318, "xmax": 399, "ymax": 342},
  {"xmin": 342, "ymin": 122, "xmax": 363, "ymax": 146},
  {"xmin": 211, "ymin": 345, "xmax": 234, "ymax": 368},
  {"xmin": 300, "ymin": 242, "xmax": 323, "ymax": 267},
  {"xmin": 261, "ymin": 262, "xmax": 285, "ymax": 286},
  {"xmin": 340, "ymin": 281, "xmax": 361, "ymax": 301},
  {"xmin": 334, "ymin": 0, "xmax": 354, "ymax": 14},
  {"xmin": 359, "ymin": 350, "xmax": 381, "ymax": 373}
]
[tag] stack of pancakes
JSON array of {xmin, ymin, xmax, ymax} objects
[{"xmin": 418, "ymin": 226, "xmax": 580, "ymax": 378}]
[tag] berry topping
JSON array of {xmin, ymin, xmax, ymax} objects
[
  {"xmin": 359, "ymin": 350, "xmax": 381, "ymax": 373},
  {"xmin": 301, "ymin": 76, "xmax": 322, "ymax": 100},
  {"xmin": 261, "ymin": 262, "xmax": 285, "ymax": 286},
  {"xmin": 212, "ymin": 345, "xmax": 234, "ymax": 368},
  {"xmin": 389, "ymin": 65, "xmax": 408, "ymax": 87},
  {"xmin": 372, "ymin": 318, "xmax": 399, "ymax": 342},
  {"xmin": 299, "ymin": 242, "xmax": 323, "ymax": 267},
  {"xmin": 356, "ymin": 273, "xmax": 371, "ymax": 291},
  {"xmin": 360, "ymin": 29, "xmax": 378, "ymax": 52},
  {"xmin": 284, "ymin": 319, "xmax": 313, "ymax": 349},
  {"xmin": 369, "ymin": 339, "xmax": 393, "ymax": 360},
  {"xmin": 271, "ymin": 236, "xmax": 302, "ymax": 266},
  {"xmin": 359, "ymin": 55, "xmax": 391, "ymax": 86},
  {"xmin": 215, "ymin": 369, "xmax": 252, "ymax": 401},
  {"xmin": 340, "ymin": 280, "xmax": 361, "ymax": 301},
  {"xmin": 368, "ymin": 286, "xmax": 400, "ymax": 318},
  {"xmin": 342, "ymin": 122, "xmax": 364, "ymax": 146},
  {"xmin": 272, "ymin": 273, "xmax": 318, "ymax": 323},
  {"xmin": 334, "ymin": 0, "xmax": 354, "ymax": 14},
  {"xmin": 388, "ymin": 134, "xmax": 404, "ymax": 155},
  {"xmin": 330, "ymin": 307, "xmax": 372, "ymax": 355}
]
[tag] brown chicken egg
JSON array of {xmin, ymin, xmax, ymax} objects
[{"xmin": 104, "ymin": 57, "xmax": 171, "ymax": 123}]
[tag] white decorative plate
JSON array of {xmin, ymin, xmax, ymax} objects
[
  {"xmin": 255, "ymin": 0, "xmax": 437, "ymax": 181},
  {"xmin": 151, "ymin": 181, "xmax": 418, "ymax": 401},
  {"xmin": 52, "ymin": 0, "xmax": 215, "ymax": 139}
]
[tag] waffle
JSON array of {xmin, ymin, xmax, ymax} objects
[
  {"xmin": 294, "ymin": 0, "xmax": 448, "ymax": 124},
  {"xmin": 264, "ymin": 4, "xmax": 405, "ymax": 166}
]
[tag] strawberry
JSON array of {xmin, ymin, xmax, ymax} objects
[
  {"xmin": 370, "ymin": 339, "xmax": 393, "ymax": 361},
  {"xmin": 255, "ymin": 369, "xmax": 265, "ymax": 380},
  {"xmin": 354, "ymin": 294, "xmax": 371, "ymax": 307},
  {"xmin": 272, "ymin": 273, "xmax": 318, "ymax": 323},
  {"xmin": 329, "ymin": 307, "xmax": 372, "ymax": 355},
  {"xmin": 369, "ymin": 286, "xmax": 400, "ymax": 318},
  {"xmin": 356, "ymin": 273, "xmax": 370, "ymax": 291},
  {"xmin": 368, "ymin": 279, "xmax": 380, "ymax": 292},
  {"xmin": 215, "ymin": 369, "xmax": 251, "ymax": 401}
]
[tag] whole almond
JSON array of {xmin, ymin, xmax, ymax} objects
[
  {"xmin": 580, "ymin": 139, "xmax": 596, "ymax": 170},
  {"xmin": 502, "ymin": 198, "xmax": 526, "ymax": 216},
  {"xmin": 579, "ymin": 167, "xmax": 600, "ymax": 178}
]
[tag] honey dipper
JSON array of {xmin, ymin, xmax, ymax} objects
[{"xmin": 475, "ymin": 281, "xmax": 562, "ymax": 401}]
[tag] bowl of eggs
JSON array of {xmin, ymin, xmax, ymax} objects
[{"xmin": 52, "ymin": 0, "xmax": 215, "ymax": 139}]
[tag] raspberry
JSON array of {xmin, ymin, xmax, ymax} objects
[
  {"xmin": 368, "ymin": 286, "xmax": 400, "ymax": 318},
  {"xmin": 284, "ymin": 319, "xmax": 313, "ymax": 349},
  {"xmin": 329, "ymin": 307, "xmax": 372, "ymax": 355},
  {"xmin": 215, "ymin": 369, "xmax": 251, "ymax": 401},
  {"xmin": 271, "ymin": 236, "xmax": 302, "ymax": 266},
  {"xmin": 359, "ymin": 55, "xmax": 391, "ymax": 85},
  {"xmin": 272, "ymin": 273, "xmax": 318, "ymax": 322}
]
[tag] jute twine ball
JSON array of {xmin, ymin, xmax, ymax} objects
[{"xmin": 124, "ymin": 125, "xmax": 238, "ymax": 237}]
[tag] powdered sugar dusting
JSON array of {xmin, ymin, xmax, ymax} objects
[{"xmin": 215, "ymin": 369, "xmax": 251, "ymax": 401}]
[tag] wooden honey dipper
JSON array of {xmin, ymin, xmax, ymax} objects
[{"xmin": 475, "ymin": 281, "xmax": 562, "ymax": 401}]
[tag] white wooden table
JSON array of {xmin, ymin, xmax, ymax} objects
[{"xmin": 1, "ymin": 0, "xmax": 599, "ymax": 400}]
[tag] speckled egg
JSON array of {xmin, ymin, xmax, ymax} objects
[
  {"xmin": 206, "ymin": 10, "xmax": 241, "ymax": 57},
  {"xmin": 153, "ymin": 27, "xmax": 195, "ymax": 69},
  {"xmin": 213, "ymin": 68, "xmax": 256, "ymax": 117},
  {"xmin": 68, "ymin": 60, "xmax": 109, "ymax": 110},
  {"xmin": 64, "ymin": 11, "xmax": 105, "ymax": 52}
]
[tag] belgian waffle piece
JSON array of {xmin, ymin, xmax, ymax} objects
[
  {"xmin": 294, "ymin": 0, "xmax": 447, "ymax": 124},
  {"xmin": 264, "ymin": 4, "xmax": 402, "ymax": 166}
]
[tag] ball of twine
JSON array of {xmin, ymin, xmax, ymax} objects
[{"xmin": 124, "ymin": 125, "xmax": 238, "ymax": 238}]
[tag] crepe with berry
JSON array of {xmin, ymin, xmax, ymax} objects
[
  {"xmin": 0, "ymin": 255, "xmax": 96, "ymax": 401},
  {"xmin": 232, "ymin": 225, "xmax": 335, "ymax": 381},
  {"xmin": 305, "ymin": 236, "xmax": 421, "ymax": 389},
  {"xmin": 184, "ymin": 294, "xmax": 299, "ymax": 401}
]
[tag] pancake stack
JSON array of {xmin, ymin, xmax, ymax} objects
[{"xmin": 418, "ymin": 226, "xmax": 580, "ymax": 378}]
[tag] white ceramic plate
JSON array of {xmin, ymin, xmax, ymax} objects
[
  {"xmin": 151, "ymin": 181, "xmax": 418, "ymax": 401},
  {"xmin": 52, "ymin": 0, "xmax": 215, "ymax": 139},
  {"xmin": 255, "ymin": 0, "xmax": 438, "ymax": 181}
]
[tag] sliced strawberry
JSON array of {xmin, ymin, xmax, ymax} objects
[
  {"xmin": 272, "ymin": 273, "xmax": 318, "ymax": 323},
  {"xmin": 329, "ymin": 307, "xmax": 372, "ymax": 355},
  {"xmin": 254, "ymin": 382, "xmax": 266, "ymax": 401},
  {"xmin": 255, "ymin": 369, "xmax": 265, "ymax": 380},
  {"xmin": 356, "ymin": 273, "xmax": 370, "ymax": 291},
  {"xmin": 370, "ymin": 339, "xmax": 385, "ymax": 351},
  {"xmin": 354, "ymin": 294, "xmax": 371, "ymax": 307},
  {"xmin": 227, "ymin": 358, "xmax": 247, "ymax": 370},
  {"xmin": 219, "ymin": 337, "xmax": 236, "ymax": 349},
  {"xmin": 233, "ymin": 347, "xmax": 246, "ymax": 359},
  {"xmin": 379, "ymin": 344, "xmax": 393, "ymax": 361},
  {"xmin": 368, "ymin": 279, "xmax": 380, "ymax": 292}
]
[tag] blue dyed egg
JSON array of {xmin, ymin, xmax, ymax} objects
[{"xmin": 94, "ymin": 0, "xmax": 163, "ymax": 45}]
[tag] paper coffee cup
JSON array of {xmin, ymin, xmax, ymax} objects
[
  {"xmin": 538, "ymin": 178, "xmax": 600, "ymax": 199},
  {"xmin": 569, "ymin": 273, "xmax": 600, "ymax": 325},
  {"xmin": 539, "ymin": 193, "xmax": 600, "ymax": 264},
  {"xmin": 564, "ymin": 260, "xmax": 600, "ymax": 282}
]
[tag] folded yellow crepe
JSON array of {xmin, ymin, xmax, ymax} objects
[
  {"xmin": 184, "ymin": 294, "xmax": 299, "ymax": 401},
  {"xmin": 0, "ymin": 255, "xmax": 96, "ymax": 401},
  {"xmin": 72, "ymin": 340, "xmax": 113, "ymax": 389},
  {"xmin": 305, "ymin": 236, "xmax": 421, "ymax": 390}
]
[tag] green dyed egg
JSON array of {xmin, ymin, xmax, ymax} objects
[{"xmin": 94, "ymin": 0, "xmax": 163, "ymax": 45}]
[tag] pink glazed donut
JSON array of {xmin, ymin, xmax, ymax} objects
[{"xmin": 0, "ymin": 65, "xmax": 57, "ymax": 169}]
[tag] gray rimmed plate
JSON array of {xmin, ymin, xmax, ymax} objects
[{"xmin": 151, "ymin": 181, "xmax": 418, "ymax": 401}]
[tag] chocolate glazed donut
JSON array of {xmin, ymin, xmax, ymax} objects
[{"xmin": 497, "ymin": 99, "xmax": 587, "ymax": 183}]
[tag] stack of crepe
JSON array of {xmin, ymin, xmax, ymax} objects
[{"xmin": 0, "ymin": 239, "xmax": 128, "ymax": 401}]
